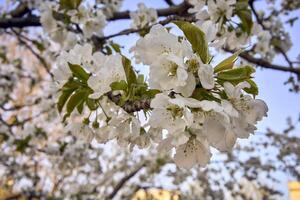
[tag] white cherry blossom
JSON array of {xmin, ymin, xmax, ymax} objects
[
  {"xmin": 130, "ymin": 3, "xmax": 157, "ymax": 29},
  {"xmin": 88, "ymin": 53, "xmax": 126, "ymax": 99},
  {"xmin": 174, "ymin": 136, "xmax": 211, "ymax": 169},
  {"xmin": 132, "ymin": 24, "xmax": 193, "ymax": 65}
]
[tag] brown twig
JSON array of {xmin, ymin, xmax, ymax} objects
[
  {"xmin": 224, "ymin": 47, "xmax": 300, "ymax": 76},
  {"xmin": 0, "ymin": 2, "xmax": 191, "ymax": 28},
  {"xmin": 10, "ymin": 29, "xmax": 53, "ymax": 78},
  {"xmin": 107, "ymin": 162, "xmax": 146, "ymax": 199}
]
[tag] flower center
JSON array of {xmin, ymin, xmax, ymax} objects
[
  {"xmin": 186, "ymin": 58, "xmax": 199, "ymax": 73},
  {"xmin": 168, "ymin": 62, "xmax": 179, "ymax": 77},
  {"xmin": 167, "ymin": 105, "xmax": 183, "ymax": 119}
]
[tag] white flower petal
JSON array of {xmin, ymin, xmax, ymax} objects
[{"xmin": 198, "ymin": 64, "xmax": 215, "ymax": 89}]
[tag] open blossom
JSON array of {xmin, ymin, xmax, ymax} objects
[
  {"xmin": 53, "ymin": 43, "xmax": 93, "ymax": 84},
  {"xmin": 224, "ymin": 81, "xmax": 268, "ymax": 138},
  {"xmin": 149, "ymin": 93, "xmax": 189, "ymax": 133},
  {"xmin": 53, "ymin": 43, "xmax": 126, "ymax": 98},
  {"xmin": 132, "ymin": 24, "xmax": 193, "ymax": 65},
  {"xmin": 148, "ymin": 52, "xmax": 199, "ymax": 97},
  {"xmin": 88, "ymin": 53, "xmax": 126, "ymax": 99},
  {"xmin": 130, "ymin": 3, "xmax": 157, "ymax": 29},
  {"xmin": 174, "ymin": 136, "xmax": 211, "ymax": 169}
]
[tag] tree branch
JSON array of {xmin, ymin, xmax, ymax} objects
[
  {"xmin": 94, "ymin": 15, "xmax": 194, "ymax": 42},
  {"xmin": 10, "ymin": 30, "xmax": 53, "ymax": 78},
  {"xmin": 107, "ymin": 162, "xmax": 146, "ymax": 199},
  {"xmin": 0, "ymin": 2, "xmax": 191, "ymax": 29},
  {"xmin": 9, "ymin": 2, "xmax": 30, "ymax": 18},
  {"xmin": 249, "ymin": 0, "xmax": 295, "ymax": 69},
  {"xmin": 1, "ymin": 0, "xmax": 298, "ymax": 78},
  {"xmin": 109, "ymin": 1, "xmax": 190, "ymax": 20},
  {"xmin": 164, "ymin": 0, "xmax": 175, "ymax": 6},
  {"xmin": 0, "ymin": 16, "xmax": 40, "ymax": 28},
  {"xmin": 224, "ymin": 47, "xmax": 300, "ymax": 76}
]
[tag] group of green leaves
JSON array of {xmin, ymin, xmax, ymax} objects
[
  {"xmin": 57, "ymin": 53, "xmax": 159, "ymax": 121},
  {"xmin": 57, "ymin": 63, "xmax": 94, "ymax": 121},
  {"xmin": 111, "ymin": 56, "xmax": 159, "ymax": 107},
  {"xmin": 174, "ymin": 21, "xmax": 258, "ymax": 102},
  {"xmin": 235, "ymin": 0, "xmax": 253, "ymax": 34}
]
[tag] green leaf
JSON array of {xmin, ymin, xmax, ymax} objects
[
  {"xmin": 217, "ymin": 66, "xmax": 255, "ymax": 82},
  {"xmin": 59, "ymin": 142, "xmax": 68, "ymax": 154},
  {"xmin": 32, "ymin": 40, "xmax": 45, "ymax": 52},
  {"xmin": 110, "ymin": 42, "xmax": 121, "ymax": 53},
  {"xmin": 137, "ymin": 74, "xmax": 145, "ymax": 84},
  {"xmin": 66, "ymin": 89, "xmax": 87, "ymax": 114},
  {"xmin": 143, "ymin": 89, "xmax": 161, "ymax": 98},
  {"xmin": 243, "ymin": 79, "xmax": 258, "ymax": 96},
  {"xmin": 68, "ymin": 63, "xmax": 90, "ymax": 82},
  {"xmin": 174, "ymin": 21, "xmax": 209, "ymax": 63},
  {"xmin": 122, "ymin": 56, "xmax": 137, "ymax": 87},
  {"xmin": 104, "ymin": 45, "xmax": 113, "ymax": 55},
  {"xmin": 59, "ymin": 0, "xmax": 82, "ymax": 10},
  {"xmin": 236, "ymin": 0, "xmax": 253, "ymax": 34},
  {"xmin": 192, "ymin": 88, "xmax": 220, "ymax": 102},
  {"xmin": 77, "ymin": 100, "xmax": 85, "ymax": 114},
  {"xmin": 110, "ymin": 80, "xmax": 128, "ymax": 91},
  {"xmin": 57, "ymin": 89, "xmax": 75, "ymax": 113},
  {"xmin": 52, "ymin": 10, "xmax": 71, "ymax": 24},
  {"xmin": 214, "ymin": 50, "xmax": 242, "ymax": 73},
  {"xmin": 14, "ymin": 136, "xmax": 31, "ymax": 153},
  {"xmin": 62, "ymin": 113, "xmax": 70, "ymax": 123},
  {"xmin": 61, "ymin": 79, "xmax": 80, "ymax": 91},
  {"xmin": 0, "ymin": 133, "xmax": 9, "ymax": 143},
  {"xmin": 86, "ymin": 98, "xmax": 98, "ymax": 110}
]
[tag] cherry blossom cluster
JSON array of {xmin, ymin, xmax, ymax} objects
[
  {"xmin": 187, "ymin": 0, "xmax": 292, "ymax": 61},
  {"xmin": 54, "ymin": 22, "xmax": 268, "ymax": 169},
  {"xmin": 36, "ymin": 0, "xmax": 123, "ymax": 50}
]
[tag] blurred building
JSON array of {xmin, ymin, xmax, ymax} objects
[
  {"xmin": 288, "ymin": 182, "xmax": 300, "ymax": 200},
  {"xmin": 132, "ymin": 188, "xmax": 180, "ymax": 200}
]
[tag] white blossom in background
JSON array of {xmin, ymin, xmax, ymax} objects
[
  {"xmin": 207, "ymin": 0, "xmax": 236, "ymax": 23},
  {"xmin": 39, "ymin": 2, "xmax": 58, "ymax": 34},
  {"xmin": 68, "ymin": 5, "xmax": 89, "ymax": 24},
  {"xmin": 97, "ymin": 0, "xmax": 123, "ymax": 17},
  {"xmin": 229, "ymin": 178, "xmax": 263, "ymax": 200},
  {"xmin": 225, "ymin": 29, "xmax": 250, "ymax": 50},
  {"xmin": 82, "ymin": 10, "xmax": 107, "ymax": 38},
  {"xmin": 39, "ymin": 2, "xmax": 78, "ymax": 49},
  {"xmin": 130, "ymin": 3, "xmax": 158, "ymax": 29}
]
